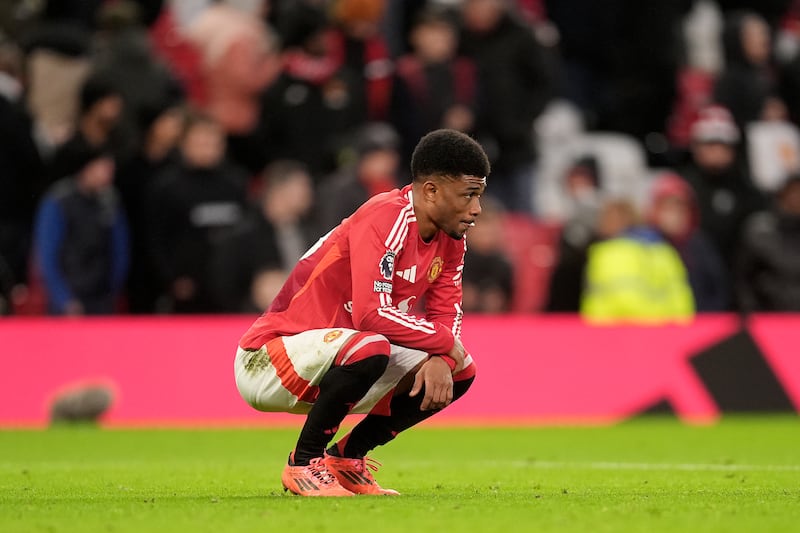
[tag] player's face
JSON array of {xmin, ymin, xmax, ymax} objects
[{"xmin": 430, "ymin": 175, "xmax": 486, "ymax": 240}]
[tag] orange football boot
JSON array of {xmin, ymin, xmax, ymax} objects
[
  {"xmin": 324, "ymin": 454, "xmax": 400, "ymax": 496},
  {"xmin": 281, "ymin": 455, "xmax": 354, "ymax": 497}
]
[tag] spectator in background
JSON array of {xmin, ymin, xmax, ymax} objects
[
  {"xmin": 184, "ymin": 2, "xmax": 282, "ymax": 174},
  {"xmin": 678, "ymin": 106, "xmax": 766, "ymax": 290},
  {"xmin": 777, "ymin": 1, "xmax": 800, "ymax": 126},
  {"xmin": 32, "ymin": 145, "xmax": 129, "ymax": 315},
  {"xmin": 90, "ymin": 0, "xmax": 184, "ymax": 159},
  {"xmin": 315, "ymin": 122, "xmax": 402, "ymax": 233},
  {"xmin": 247, "ymin": 268, "xmax": 291, "ymax": 314},
  {"xmin": 47, "ymin": 75, "xmax": 124, "ymax": 183},
  {"xmin": 116, "ymin": 103, "xmax": 184, "ymax": 313},
  {"xmin": 261, "ymin": 3, "xmax": 363, "ymax": 178},
  {"xmin": 580, "ymin": 198, "xmax": 695, "ymax": 324},
  {"xmin": 736, "ymin": 175, "xmax": 800, "ymax": 312},
  {"xmin": 392, "ymin": 7, "xmax": 477, "ymax": 160},
  {"xmin": 19, "ymin": 0, "xmax": 94, "ymax": 148},
  {"xmin": 715, "ymin": 11, "xmax": 783, "ymax": 130},
  {"xmin": 545, "ymin": 156, "xmax": 602, "ymax": 312},
  {"xmin": 462, "ymin": 196, "xmax": 514, "ymax": 313},
  {"xmin": 459, "ymin": 0, "xmax": 553, "ymax": 213},
  {"xmin": 716, "ymin": 0, "xmax": 793, "ymax": 30},
  {"xmin": 379, "ymin": 0, "xmax": 427, "ymax": 58},
  {"xmin": 148, "ymin": 1, "xmax": 205, "ymax": 109},
  {"xmin": 545, "ymin": 0, "xmax": 687, "ymax": 146},
  {"xmin": 26, "ymin": 0, "xmax": 166, "ymax": 35},
  {"xmin": 184, "ymin": 2, "xmax": 281, "ymax": 135},
  {"xmin": 648, "ymin": 173, "xmax": 729, "ymax": 312},
  {"xmin": 0, "ymin": 39, "xmax": 45, "ymax": 291},
  {"xmin": 210, "ymin": 160, "xmax": 316, "ymax": 313},
  {"xmin": 329, "ymin": 0, "xmax": 394, "ymax": 123},
  {"xmin": 145, "ymin": 111, "xmax": 248, "ymax": 313}
]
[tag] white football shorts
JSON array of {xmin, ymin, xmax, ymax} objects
[{"xmin": 234, "ymin": 328, "xmax": 430, "ymax": 415}]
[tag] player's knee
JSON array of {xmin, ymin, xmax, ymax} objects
[
  {"xmin": 350, "ymin": 353, "xmax": 389, "ymax": 382},
  {"xmin": 336, "ymin": 332, "xmax": 390, "ymax": 367},
  {"xmin": 452, "ymin": 367, "xmax": 476, "ymax": 402}
]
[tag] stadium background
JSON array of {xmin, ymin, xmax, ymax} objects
[
  {"xmin": 1, "ymin": 0, "xmax": 799, "ymax": 422},
  {"xmin": 2, "ymin": 5, "xmax": 800, "ymax": 531}
]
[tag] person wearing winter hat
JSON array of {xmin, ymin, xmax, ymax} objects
[
  {"xmin": 648, "ymin": 172, "xmax": 729, "ymax": 311},
  {"xmin": 678, "ymin": 104, "xmax": 766, "ymax": 304}
]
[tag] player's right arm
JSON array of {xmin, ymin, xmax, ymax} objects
[{"xmin": 347, "ymin": 203, "xmax": 456, "ymax": 356}]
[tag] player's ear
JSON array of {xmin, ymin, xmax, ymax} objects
[{"xmin": 422, "ymin": 180, "xmax": 438, "ymax": 201}]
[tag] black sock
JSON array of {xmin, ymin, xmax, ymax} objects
[
  {"xmin": 291, "ymin": 355, "xmax": 389, "ymax": 466},
  {"xmin": 328, "ymin": 376, "xmax": 474, "ymax": 459}
]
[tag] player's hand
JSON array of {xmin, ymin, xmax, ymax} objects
[
  {"xmin": 409, "ymin": 357, "xmax": 454, "ymax": 411},
  {"xmin": 447, "ymin": 337, "xmax": 466, "ymax": 373}
]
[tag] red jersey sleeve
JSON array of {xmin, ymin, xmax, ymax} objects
[
  {"xmin": 425, "ymin": 237, "xmax": 466, "ymax": 340},
  {"xmin": 348, "ymin": 204, "xmax": 455, "ymax": 355}
]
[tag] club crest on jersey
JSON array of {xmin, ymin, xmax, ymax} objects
[
  {"xmin": 379, "ymin": 250, "xmax": 396, "ymax": 280},
  {"xmin": 427, "ymin": 256, "xmax": 444, "ymax": 283},
  {"xmin": 323, "ymin": 330, "xmax": 343, "ymax": 343}
]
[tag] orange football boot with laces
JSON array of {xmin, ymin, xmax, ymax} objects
[
  {"xmin": 281, "ymin": 454, "xmax": 354, "ymax": 497},
  {"xmin": 324, "ymin": 454, "xmax": 400, "ymax": 496}
]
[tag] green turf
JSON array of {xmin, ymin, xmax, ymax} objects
[{"xmin": 1, "ymin": 417, "xmax": 799, "ymax": 532}]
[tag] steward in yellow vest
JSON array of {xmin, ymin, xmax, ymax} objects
[{"xmin": 581, "ymin": 227, "xmax": 695, "ymax": 324}]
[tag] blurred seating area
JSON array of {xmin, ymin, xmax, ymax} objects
[{"xmin": 2, "ymin": 0, "xmax": 800, "ymax": 318}]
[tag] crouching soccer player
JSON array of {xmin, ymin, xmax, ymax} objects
[{"xmin": 235, "ymin": 129, "xmax": 489, "ymax": 496}]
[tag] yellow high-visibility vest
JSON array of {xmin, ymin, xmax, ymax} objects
[{"xmin": 581, "ymin": 234, "xmax": 695, "ymax": 324}]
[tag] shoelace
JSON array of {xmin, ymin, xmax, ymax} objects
[
  {"xmin": 307, "ymin": 457, "xmax": 338, "ymax": 486},
  {"xmin": 352, "ymin": 456, "xmax": 382, "ymax": 481}
]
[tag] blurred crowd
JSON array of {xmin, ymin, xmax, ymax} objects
[{"xmin": 1, "ymin": 0, "xmax": 800, "ymax": 322}]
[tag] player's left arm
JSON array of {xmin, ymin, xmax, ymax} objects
[
  {"xmin": 421, "ymin": 237, "xmax": 473, "ymax": 377},
  {"xmin": 425, "ymin": 237, "xmax": 466, "ymax": 340},
  {"xmin": 408, "ymin": 239, "xmax": 470, "ymax": 409}
]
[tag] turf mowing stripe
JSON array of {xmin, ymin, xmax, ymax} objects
[
  {"xmin": 3, "ymin": 459, "xmax": 799, "ymax": 472},
  {"xmin": 522, "ymin": 460, "xmax": 800, "ymax": 472},
  {"xmin": 397, "ymin": 460, "xmax": 800, "ymax": 472}
]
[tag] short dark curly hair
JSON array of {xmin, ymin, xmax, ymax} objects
[{"xmin": 411, "ymin": 129, "xmax": 490, "ymax": 182}]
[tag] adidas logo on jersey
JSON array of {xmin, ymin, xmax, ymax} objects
[{"xmin": 395, "ymin": 265, "xmax": 417, "ymax": 283}]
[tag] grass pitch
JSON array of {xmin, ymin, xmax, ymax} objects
[{"xmin": 1, "ymin": 417, "xmax": 799, "ymax": 532}]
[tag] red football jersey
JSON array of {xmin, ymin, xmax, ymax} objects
[{"xmin": 240, "ymin": 185, "xmax": 464, "ymax": 354}]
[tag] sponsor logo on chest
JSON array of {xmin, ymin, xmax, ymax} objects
[
  {"xmin": 395, "ymin": 265, "xmax": 417, "ymax": 283},
  {"xmin": 393, "ymin": 256, "xmax": 446, "ymax": 285},
  {"xmin": 373, "ymin": 280, "xmax": 393, "ymax": 293}
]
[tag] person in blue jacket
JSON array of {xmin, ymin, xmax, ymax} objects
[{"xmin": 33, "ymin": 144, "xmax": 129, "ymax": 315}]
